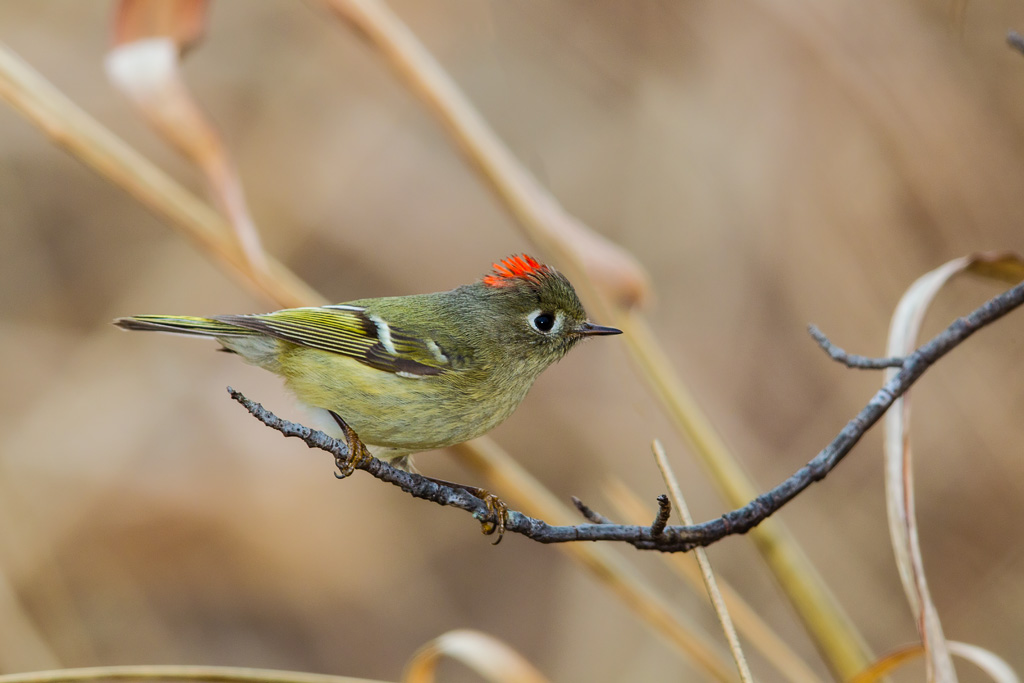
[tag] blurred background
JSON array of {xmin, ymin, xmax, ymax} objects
[{"xmin": 2, "ymin": 1, "xmax": 1024, "ymax": 681}]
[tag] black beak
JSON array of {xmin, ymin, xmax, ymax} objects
[{"xmin": 578, "ymin": 321, "xmax": 622, "ymax": 336}]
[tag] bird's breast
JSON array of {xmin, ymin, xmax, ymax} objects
[{"xmin": 279, "ymin": 347, "xmax": 534, "ymax": 453}]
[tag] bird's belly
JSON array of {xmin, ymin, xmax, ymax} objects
[{"xmin": 280, "ymin": 350, "xmax": 524, "ymax": 452}]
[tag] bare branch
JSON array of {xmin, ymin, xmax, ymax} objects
[
  {"xmin": 571, "ymin": 496, "xmax": 613, "ymax": 524},
  {"xmin": 808, "ymin": 324, "xmax": 905, "ymax": 369},
  {"xmin": 232, "ymin": 277, "xmax": 1024, "ymax": 552},
  {"xmin": 228, "ymin": 387, "xmax": 511, "ymax": 532}
]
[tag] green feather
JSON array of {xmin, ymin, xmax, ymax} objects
[{"xmin": 215, "ymin": 307, "xmax": 449, "ymax": 376}]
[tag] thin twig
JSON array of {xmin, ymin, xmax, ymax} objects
[
  {"xmin": 649, "ymin": 495, "xmax": 671, "ymax": 537},
  {"xmin": 403, "ymin": 629, "xmax": 550, "ymax": 683},
  {"xmin": 808, "ymin": 324, "xmax": 905, "ymax": 369},
  {"xmin": 233, "ymin": 276, "xmax": 1024, "ymax": 552},
  {"xmin": 571, "ymin": 496, "xmax": 613, "ymax": 524},
  {"xmin": 652, "ymin": 440, "xmax": 752, "ymax": 683},
  {"xmin": 227, "ymin": 388, "xmax": 511, "ymax": 533}
]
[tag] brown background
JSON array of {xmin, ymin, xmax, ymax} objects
[{"xmin": 2, "ymin": 1, "xmax": 1023, "ymax": 681}]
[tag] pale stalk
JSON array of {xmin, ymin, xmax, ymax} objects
[
  {"xmin": 451, "ymin": 440, "xmax": 735, "ymax": 682},
  {"xmin": 319, "ymin": 1, "xmax": 873, "ymax": 676},
  {"xmin": 652, "ymin": 441, "xmax": 752, "ymax": 683},
  {"xmin": 603, "ymin": 477, "xmax": 821, "ymax": 683},
  {"xmin": 0, "ymin": 43, "xmax": 314, "ymax": 310},
  {"xmin": 105, "ymin": 34, "xmax": 270, "ymax": 277},
  {"xmin": 0, "ymin": 665, "xmax": 383, "ymax": 683},
  {"xmin": 0, "ymin": 43, "xmax": 735, "ymax": 682},
  {"xmin": 402, "ymin": 629, "xmax": 549, "ymax": 683}
]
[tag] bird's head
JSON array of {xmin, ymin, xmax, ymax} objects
[{"xmin": 471, "ymin": 255, "xmax": 621, "ymax": 367}]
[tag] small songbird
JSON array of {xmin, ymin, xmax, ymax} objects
[{"xmin": 114, "ymin": 255, "xmax": 621, "ymax": 473}]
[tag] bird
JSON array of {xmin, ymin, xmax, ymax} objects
[{"xmin": 114, "ymin": 255, "xmax": 621, "ymax": 536}]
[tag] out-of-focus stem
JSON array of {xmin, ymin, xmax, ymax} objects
[
  {"xmin": 321, "ymin": 0, "xmax": 650, "ymax": 313},
  {"xmin": 0, "ymin": 42, "xmax": 736, "ymax": 681},
  {"xmin": 106, "ymin": 33, "xmax": 270, "ymax": 277},
  {"xmin": 321, "ymin": 0, "xmax": 872, "ymax": 677},
  {"xmin": 618, "ymin": 310, "xmax": 873, "ymax": 679},
  {"xmin": 0, "ymin": 665, "xmax": 382, "ymax": 683},
  {"xmin": 0, "ymin": 43, "xmax": 314, "ymax": 309},
  {"xmin": 453, "ymin": 440, "xmax": 736, "ymax": 682},
  {"xmin": 604, "ymin": 478, "xmax": 823, "ymax": 683},
  {"xmin": 653, "ymin": 440, "xmax": 752, "ymax": 683}
]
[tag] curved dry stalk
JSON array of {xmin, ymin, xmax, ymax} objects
[
  {"xmin": 402, "ymin": 630, "xmax": 549, "ymax": 683},
  {"xmin": 847, "ymin": 644, "xmax": 926, "ymax": 683},
  {"xmin": 944, "ymin": 642, "xmax": 1019, "ymax": 683},
  {"xmin": 107, "ymin": 0, "xmax": 270, "ymax": 277},
  {"xmin": 0, "ymin": 666, "xmax": 384, "ymax": 683},
  {"xmin": 883, "ymin": 253, "xmax": 1024, "ymax": 683},
  {"xmin": 0, "ymin": 42, "xmax": 315, "ymax": 310},
  {"xmin": 846, "ymin": 642, "xmax": 1019, "ymax": 683}
]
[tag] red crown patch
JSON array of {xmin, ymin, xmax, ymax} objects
[{"xmin": 482, "ymin": 254, "xmax": 550, "ymax": 288}]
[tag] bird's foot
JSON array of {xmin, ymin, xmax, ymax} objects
[
  {"xmin": 328, "ymin": 411, "xmax": 373, "ymax": 478},
  {"xmin": 479, "ymin": 490, "xmax": 509, "ymax": 543},
  {"xmin": 423, "ymin": 476, "xmax": 509, "ymax": 544}
]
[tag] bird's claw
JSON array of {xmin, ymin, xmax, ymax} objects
[
  {"xmin": 333, "ymin": 446, "xmax": 371, "ymax": 479},
  {"xmin": 327, "ymin": 411, "xmax": 507, "ymax": 542},
  {"xmin": 330, "ymin": 411, "xmax": 372, "ymax": 479},
  {"xmin": 478, "ymin": 491, "xmax": 509, "ymax": 544}
]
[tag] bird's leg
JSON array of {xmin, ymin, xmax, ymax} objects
[
  {"xmin": 328, "ymin": 411, "xmax": 373, "ymax": 478},
  {"xmin": 326, "ymin": 412, "xmax": 506, "ymax": 541},
  {"xmin": 420, "ymin": 475, "xmax": 509, "ymax": 544}
]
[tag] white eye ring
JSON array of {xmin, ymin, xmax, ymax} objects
[{"xmin": 527, "ymin": 309, "xmax": 562, "ymax": 334}]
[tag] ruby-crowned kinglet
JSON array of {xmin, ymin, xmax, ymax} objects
[{"xmin": 114, "ymin": 255, "xmax": 621, "ymax": 470}]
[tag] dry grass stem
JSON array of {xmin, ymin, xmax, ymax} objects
[
  {"xmin": 945, "ymin": 642, "xmax": 1018, "ymax": 683},
  {"xmin": 0, "ymin": 41, "xmax": 737, "ymax": 681},
  {"xmin": 652, "ymin": 440, "xmax": 752, "ymax": 683},
  {"xmin": 319, "ymin": 1, "xmax": 872, "ymax": 674},
  {"xmin": 0, "ymin": 567, "xmax": 61, "ymax": 671},
  {"xmin": 402, "ymin": 629, "xmax": 549, "ymax": 683},
  {"xmin": 619, "ymin": 312, "xmax": 871, "ymax": 677},
  {"xmin": 883, "ymin": 253, "xmax": 1024, "ymax": 683},
  {"xmin": 452, "ymin": 441, "xmax": 736, "ymax": 682},
  {"xmin": 0, "ymin": 41, "xmax": 313, "ymax": 309},
  {"xmin": 847, "ymin": 645, "xmax": 925, "ymax": 683},
  {"xmin": 0, "ymin": 666, "xmax": 386, "ymax": 683},
  {"xmin": 847, "ymin": 643, "xmax": 1018, "ymax": 683},
  {"xmin": 320, "ymin": 0, "xmax": 650, "ymax": 311},
  {"xmin": 602, "ymin": 478, "xmax": 822, "ymax": 683},
  {"xmin": 107, "ymin": 0, "xmax": 269, "ymax": 276}
]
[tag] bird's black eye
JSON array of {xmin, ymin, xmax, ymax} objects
[{"xmin": 532, "ymin": 312, "xmax": 555, "ymax": 333}]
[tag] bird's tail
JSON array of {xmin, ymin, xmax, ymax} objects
[{"xmin": 113, "ymin": 315, "xmax": 257, "ymax": 338}]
